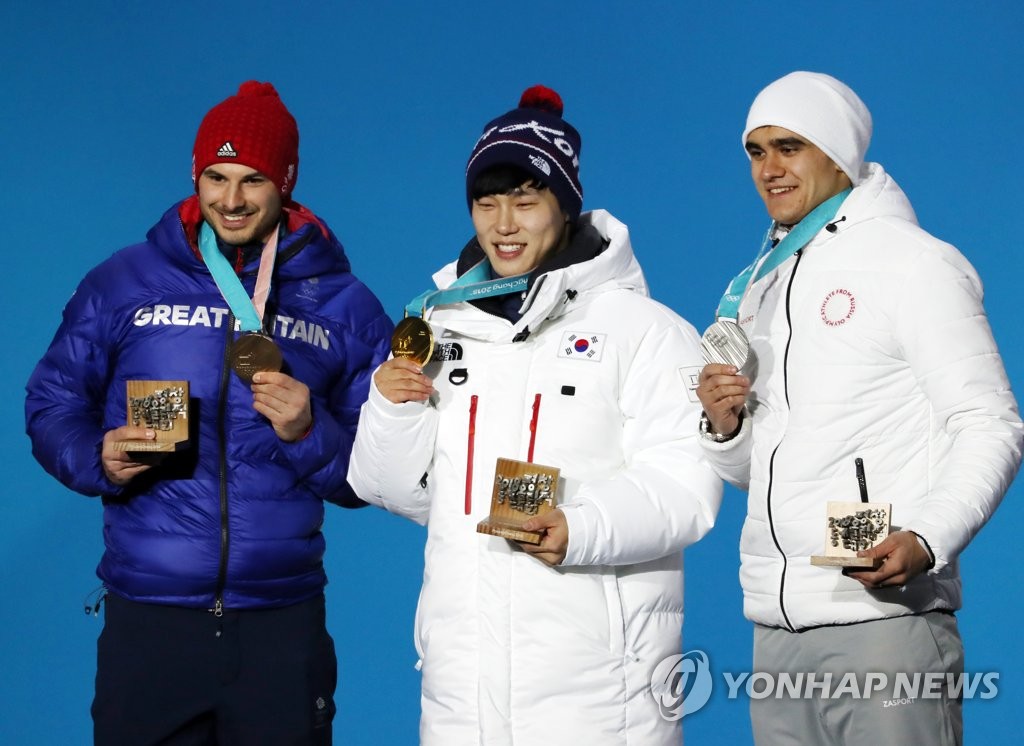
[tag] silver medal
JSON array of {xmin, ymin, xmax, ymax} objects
[{"xmin": 701, "ymin": 318, "xmax": 750, "ymax": 369}]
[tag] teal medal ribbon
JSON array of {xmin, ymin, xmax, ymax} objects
[
  {"xmin": 199, "ymin": 222, "xmax": 284, "ymax": 382},
  {"xmin": 403, "ymin": 259, "xmax": 530, "ymax": 318},
  {"xmin": 702, "ymin": 188, "xmax": 851, "ymax": 370},
  {"xmin": 715, "ymin": 188, "xmax": 851, "ymax": 320},
  {"xmin": 392, "ymin": 260, "xmax": 530, "ymax": 366},
  {"xmin": 198, "ymin": 222, "xmax": 268, "ymax": 332}
]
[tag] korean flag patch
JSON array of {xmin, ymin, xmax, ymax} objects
[{"xmin": 558, "ymin": 331, "xmax": 606, "ymax": 362}]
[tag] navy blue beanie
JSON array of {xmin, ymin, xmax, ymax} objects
[{"xmin": 465, "ymin": 85, "xmax": 583, "ymax": 221}]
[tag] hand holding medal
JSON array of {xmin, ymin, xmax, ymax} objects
[
  {"xmin": 698, "ymin": 319, "xmax": 752, "ymax": 440},
  {"xmin": 373, "ymin": 316, "xmax": 438, "ymax": 404},
  {"xmin": 698, "ymin": 277, "xmax": 754, "ymax": 440}
]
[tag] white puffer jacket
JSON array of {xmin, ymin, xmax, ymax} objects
[
  {"xmin": 702, "ymin": 165, "xmax": 1022, "ymax": 630},
  {"xmin": 349, "ymin": 210, "xmax": 722, "ymax": 745}
]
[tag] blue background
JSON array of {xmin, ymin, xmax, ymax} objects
[{"xmin": 2, "ymin": 1, "xmax": 1021, "ymax": 743}]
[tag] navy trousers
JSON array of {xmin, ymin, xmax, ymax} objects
[{"xmin": 93, "ymin": 593, "xmax": 336, "ymax": 745}]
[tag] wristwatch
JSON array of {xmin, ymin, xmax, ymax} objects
[{"xmin": 699, "ymin": 411, "xmax": 741, "ymax": 443}]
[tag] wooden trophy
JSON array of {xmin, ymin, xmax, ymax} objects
[
  {"xmin": 476, "ymin": 458, "xmax": 560, "ymax": 545},
  {"xmin": 111, "ymin": 380, "xmax": 190, "ymax": 455},
  {"xmin": 810, "ymin": 501, "xmax": 891, "ymax": 568}
]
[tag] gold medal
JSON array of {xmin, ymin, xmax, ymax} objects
[
  {"xmin": 231, "ymin": 333, "xmax": 283, "ymax": 383},
  {"xmin": 391, "ymin": 316, "xmax": 435, "ymax": 366}
]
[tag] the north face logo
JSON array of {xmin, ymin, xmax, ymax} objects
[
  {"xmin": 216, "ymin": 141, "xmax": 238, "ymax": 158},
  {"xmin": 529, "ymin": 154, "xmax": 551, "ymax": 176},
  {"xmin": 432, "ymin": 342, "xmax": 464, "ymax": 362}
]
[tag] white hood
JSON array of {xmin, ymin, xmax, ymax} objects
[{"xmin": 428, "ymin": 209, "xmax": 648, "ymax": 341}]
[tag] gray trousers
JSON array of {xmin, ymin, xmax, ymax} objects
[{"xmin": 751, "ymin": 612, "xmax": 963, "ymax": 746}]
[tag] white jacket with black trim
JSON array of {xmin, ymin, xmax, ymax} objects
[
  {"xmin": 349, "ymin": 209, "xmax": 722, "ymax": 745},
  {"xmin": 701, "ymin": 164, "xmax": 1022, "ymax": 630}
]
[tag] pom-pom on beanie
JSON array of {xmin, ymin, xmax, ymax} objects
[
  {"xmin": 192, "ymin": 81, "xmax": 299, "ymax": 198},
  {"xmin": 466, "ymin": 85, "xmax": 583, "ymax": 220},
  {"xmin": 743, "ymin": 71, "xmax": 872, "ymax": 185}
]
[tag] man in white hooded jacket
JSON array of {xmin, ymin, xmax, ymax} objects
[
  {"xmin": 697, "ymin": 71, "xmax": 1022, "ymax": 745},
  {"xmin": 349, "ymin": 86, "xmax": 722, "ymax": 745}
]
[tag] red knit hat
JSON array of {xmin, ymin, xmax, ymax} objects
[{"xmin": 192, "ymin": 81, "xmax": 299, "ymax": 197}]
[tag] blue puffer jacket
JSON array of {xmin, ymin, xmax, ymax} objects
[{"xmin": 25, "ymin": 197, "xmax": 393, "ymax": 610}]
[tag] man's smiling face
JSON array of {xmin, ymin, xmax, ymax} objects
[
  {"xmin": 471, "ymin": 183, "xmax": 569, "ymax": 277},
  {"xmin": 198, "ymin": 162, "xmax": 282, "ymax": 246},
  {"xmin": 745, "ymin": 125, "xmax": 852, "ymax": 226}
]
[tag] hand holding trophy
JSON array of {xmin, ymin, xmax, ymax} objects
[
  {"xmin": 111, "ymin": 380, "xmax": 190, "ymax": 455},
  {"xmin": 477, "ymin": 458, "xmax": 560, "ymax": 545},
  {"xmin": 811, "ymin": 458, "xmax": 891, "ymax": 568}
]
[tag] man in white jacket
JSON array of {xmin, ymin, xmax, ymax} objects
[
  {"xmin": 697, "ymin": 71, "xmax": 1022, "ymax": 745},
  {"xmin": 349, "ymin": 86, "xmax": 722, "ymax": 745}
]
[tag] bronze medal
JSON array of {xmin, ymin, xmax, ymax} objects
[
  {"xmin": 391, "ymin": 316, "xmax": 435, "ymax": 366},
  {"xmin": 231, "ymin": 333, "xmax": 283, "ymax": 383},
  {"xmin": 701, "ymin": 319, "xmax": 750, "ymax": 370}
]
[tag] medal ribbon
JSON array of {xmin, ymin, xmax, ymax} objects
[
  {"xmin": 404, "ymin": 259, "xmax": 530, "ymax": 318},
  {"xmin": 715, "ymin": 188, "xmax": 851, "ymax": 320},
  {"xmin": 198, "ymin": 222, "xmax": 279, "ymax": 332}
]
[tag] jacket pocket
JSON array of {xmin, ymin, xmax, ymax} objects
[{"xmin": 603, "ymin": 569, "xmax": 626, "ymax": 657}]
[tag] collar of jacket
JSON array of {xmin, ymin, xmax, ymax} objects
[
  {"xmin": 454, "ymin": 223, "xmax": 607, "ymax": 322},
  {"xmin": 177, "ymin": 194, "xmax": 333, "ymax": 263}
]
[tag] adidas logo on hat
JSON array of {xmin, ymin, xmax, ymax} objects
[{"xmin": 216, "ymin": 141, "xmax": 238, "ymax": 157}]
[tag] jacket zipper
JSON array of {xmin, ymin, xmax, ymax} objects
[
  {"xmin": 182, "ymin": 220, "xmax": 309, "ymax": 617},
  {"xmin": 465, "ymin": 395, "xmax": 479, "ymax": 515},
  {"xmin": 765, "ymin": 250, "xmax": 804, "ymax": 632},
  {"xmin": 211, "ymin": 310, "xmax": 234, "ymax": 617}
]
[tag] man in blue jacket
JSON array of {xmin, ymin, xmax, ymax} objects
[{"xmin": 25, "ymin": 81, "xmax": 392, "ymax": 745}]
